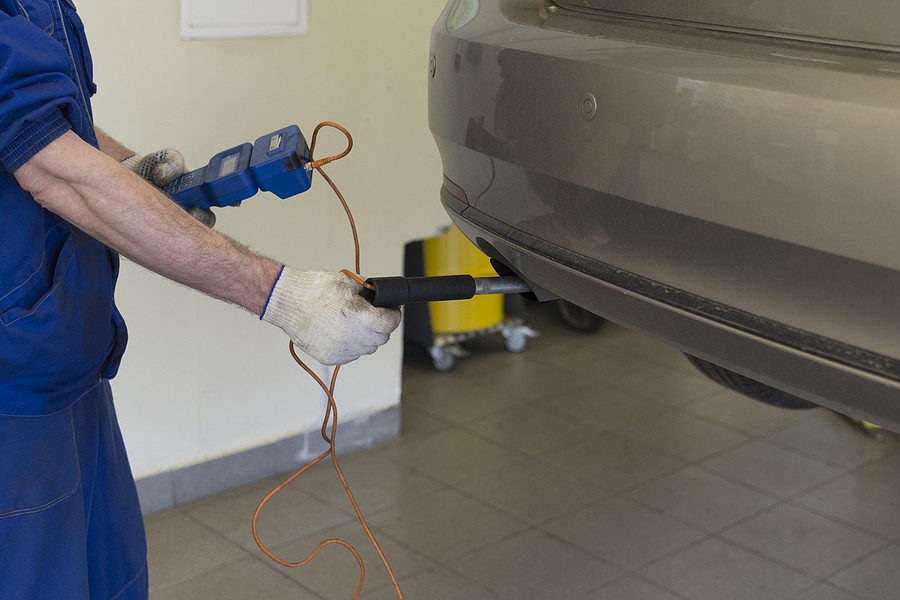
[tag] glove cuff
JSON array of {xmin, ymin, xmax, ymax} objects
[
  {"xmin": 120, "ymin": 154, "xmax": 140, "ymax": 171},
  {"xmin": 260, "ymin": 265, "xmax": 286, "ymax": 321},
  {"xmin": 260, "ymin": 266, "xmax": 325, "ymax": 333}
]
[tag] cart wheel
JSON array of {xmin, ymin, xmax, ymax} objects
[
  {"xmin": 504, "ymin": 328, "xmax": 530, "ymax": 353},
  {"xmin": 431, "ymin": 346, "xmax": 458, "ymax": 373}
]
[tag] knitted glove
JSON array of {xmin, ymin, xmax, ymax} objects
[
  {"xmin": 121, "ymin": 148, "xmax": 185, "ymax": 187},
  {"xmin": 261, "ymin": 267, "xmax": 402, "ymax": 366},
  {"xmin": 122, "ymin": 149, "xmax": 216, "ymax": 228}
]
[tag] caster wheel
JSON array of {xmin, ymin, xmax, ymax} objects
[
  {"xmin": 504, "ymin": 329, "xmax": 530, "ymax": 353},
  {"xmin": 431, "ymin": 346, "xmax": 458, "ymax": 373}
]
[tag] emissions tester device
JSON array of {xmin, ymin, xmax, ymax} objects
[{"xmin": 163, "ymin": 125, "xmax": 313, "ymax": 210}]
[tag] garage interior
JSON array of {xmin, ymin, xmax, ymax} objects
[
  {"xmin": 61, "ymin": 2, "xmax": 900, "ymax": 599},
  {"xmin": 143, "ymin": 304, "xmax": 900, "ymax": 600}
]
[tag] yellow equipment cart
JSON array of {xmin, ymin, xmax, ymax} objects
[{"xmin": 404, "ymin": 226, "xmax": 535, "ymax": 372}]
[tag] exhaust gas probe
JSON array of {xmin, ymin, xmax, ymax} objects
[
  {"xmin": 359, "ymin": 274, "xmax": 531, "ymax": 307},
  {"xmin": 168, "ymin": 124, "xmax": 532, "ymax": 308}
]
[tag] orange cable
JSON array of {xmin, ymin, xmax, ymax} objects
[{"xmin": 251, "ymin": 122, "xmax": 403, "ymax": 600}]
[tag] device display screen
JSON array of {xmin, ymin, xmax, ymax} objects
[
  {"xmin": 218, "ymin": 153, "xmax": 240, "ymax": 178},
  {"xmin": 268, "ymin": 134, "xmax": 284, "ymax": 153}
]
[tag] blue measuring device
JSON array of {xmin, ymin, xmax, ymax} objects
[{"xmin": 164, "ymin": 125, "xmax": 313, "ymax": 210}]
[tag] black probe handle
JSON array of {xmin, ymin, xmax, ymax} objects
[{"xmin": 361, "ymin": 275, "xmax": 477, "ymax": 307}]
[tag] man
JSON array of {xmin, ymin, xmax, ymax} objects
[{"xmin": 0, "ymin": 2, "xmax": 401, "ymax": 598}]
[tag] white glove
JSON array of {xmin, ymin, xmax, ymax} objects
[
  {"xmin": 261, "ymin": 267, "xmax": 402, "ymax": 366},
  {"xmin": 121, "ymin": 148, "xmax": 185, "ymax": 187},
  {"xmin": 122, "ymin": 149, "xmax": 216, "ymax": 228}
]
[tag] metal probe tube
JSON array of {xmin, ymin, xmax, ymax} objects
[{"xmin": 473, "ymin": 276, "xmax": 532, "ymax": 297}]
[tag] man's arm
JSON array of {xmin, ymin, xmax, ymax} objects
[
  {"xmin": 93, "ymin": 127, "xmax": 214, "ymax": 226},
  {"xmin": 14, "ymin": 130, "xmax": 280, "ymax": 315}
]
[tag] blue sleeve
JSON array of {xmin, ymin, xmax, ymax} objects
[{"xmin": 0, "ymin": 9, "xmax": 79, "ymax": 172}]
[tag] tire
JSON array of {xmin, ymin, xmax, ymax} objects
[
  {"xmin": 685, "ymin": 355, "xmax": 819, "ymax": 410},
  {"xmin": 558, "ymin": 301, "xmax": 605, "ymax": 333}
]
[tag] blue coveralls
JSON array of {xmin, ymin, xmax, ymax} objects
[{"xmin": 0, "ymin": 1, "xmax": 147, "ymax": 598}]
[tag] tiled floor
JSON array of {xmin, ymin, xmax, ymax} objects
[{"xmin": 145, "ymin": 304, "xmax": 900, "ymax": 600}]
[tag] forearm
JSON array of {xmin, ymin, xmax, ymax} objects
[{"xmin": 14, "ymin": 131, "xmax": 280, "ymax": 315}]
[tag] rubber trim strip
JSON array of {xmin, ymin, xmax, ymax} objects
[{"xmin": 442, "ymin": 187, "xmax": 900, "ymax": 383}]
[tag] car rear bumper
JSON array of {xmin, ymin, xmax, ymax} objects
[
  {"xmin": 443, "ymin": 186, "xmax": 900, "ymax": 429},
  {"xmin": 429, "ymin": 0, "xmax": 900, "ymax": 427}
]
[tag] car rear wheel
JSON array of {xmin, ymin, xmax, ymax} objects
[
  {"xmin": 685, "ymin": 355, "xmax": 819, "ymax": 410},
  {"xmin": 558, "ymin": 301, "xmax": 605, "ymax": 333}
]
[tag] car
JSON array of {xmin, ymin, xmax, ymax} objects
[{"xmin": 427, "ymin": 0, "xmax": 900, "ymax": 430}]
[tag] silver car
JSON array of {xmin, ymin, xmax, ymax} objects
[{"xmin": 428, "ymin": 0, "xmax": 900, "ymax": 430}]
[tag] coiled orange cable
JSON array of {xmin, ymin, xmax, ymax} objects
[{"xmin": 251, "ymin": 122, "xmax": 403, "ymax": 600}]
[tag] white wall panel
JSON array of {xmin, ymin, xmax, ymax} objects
[
  {"xmin": 181, "ymin": 0, "xmax": 308, "ymax": 39},
  {"xmin": 77, "ymin": 0, "xmax": 449, "ymax": 478}
]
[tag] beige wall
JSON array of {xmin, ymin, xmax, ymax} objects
[{"xmin": 77, "ymin": 1, "xmax": 449, "ymax": 478}]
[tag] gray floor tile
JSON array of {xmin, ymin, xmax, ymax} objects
[
  {"xmin": 291, "ymin": 450, "xmax": 446, "ymax": 515},
  {"xmin": 586, "ymin": 575, "xmax": 685, "ymax": 600},
  {"xmin": 789, "ymin": 583, "xmax": 866, "ymax": 600},
  {"xmin": 186, "ymin": 474, "xmax": 354, "ymax": 552},
  {"xmin": 400, "ymin": 352, "xmax": 444, "ymax": 392},
  {"xmin": 828, "ymin": 543, "xmax": 900, "ymax": 600},
  {"xmin": 542, "ymin": 432, "xmax": 683, "ymax": 492},
  {"xmin": 765, "ymin": 410, "xmax": 897, "ymax": 470},
  {"xmin": 462, "ymin": 403, "xmax": 599, "ymax": 456},
  {"xmin": 143, "ymin": 306, "xmax": 900, "ymax": 600},
  {"xmin": 618, "ymin": 410, "xmax": 748, "ymax": 461},
  {"xmin": 688, "ymin": 390, "xmax": 813, "ymax": 436},
  {"xmin": 640, "ymin": 537, "xmax": 816, "ymax": 600},
  {"xmin": 447, "ymin": 529, "xmax": 622, "ymax": 600},
  {"xmin": 794, "ymin": 453, "xmax": 900, "ymax": 538},
  {"xmin": 149, "ymin": 556, "xmax": 319, "ymax": 600},
  {"xmin": 455, "ymin": 349, "xmax": 592, "ymax": 404},
  {"xmin": 720, "ymin": 503, "xmax": 887, "ymax": 579},
  {"xmin": 627, "ymin": 466, "xmax": 778, "ymax": 532},
  {"xmin": 366, "ymin": 488, "xmax": 528, "ymax": 562},
  {"xmin": 145, "ymin": 511, "xmax": 248, "ymax": 590},
  {"xmin": 456, "ymin": 457, "xmax": 609, "ymax": 525},
  {"xmin": 597, "ymin": 363, "xmax": 727, "ymax": 407},
  {"xmin": 530, "ymin": 335, "xmax": 650, "ymax": 379},
  {"xmin": 533, "ymin": 385, "xmax": 668, "ymax": 433},
  {"xmin": 400, "ymin": 373, "xmax": 533, "ymax": 426},
  {"xmin": 360, "ymin": 567, "xmax": 500, "ymax": 599},
  {"xmin": 271, "ymin": 521, "xmax": 435, "ymax": 600},
  {"xmin": 399, "ymin": 405, "xmax": 453, "ymax": 440},
  {"xmin": 599, "ymin": 325, "xmax": 689, "ymax": 371},
  {"xmin": 378, "ymin": 427, "xmax": 524, "ymax": 485},
  {"xmin": 701, "ymin": 439, "xmax": 845, "ymax": 498},
  {"xmin": 542, "ymin": 496, "xmax": 706, "ymax": 570}
]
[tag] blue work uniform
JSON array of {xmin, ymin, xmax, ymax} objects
[{"xmin": 0, "ymin": 1, "xmax": 146, "ymax": 598}]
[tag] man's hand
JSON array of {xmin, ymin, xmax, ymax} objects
[
  {"xmin": 121, "ymin": 148, "xmax": 185, "ymax": 187},
  {"xmin": 261, "ymin": 268, "xmax": 402, "ymax": 365},
  {"xmin": 122, "ymin": 148, "xmax": 217, "ymax": 228}
]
